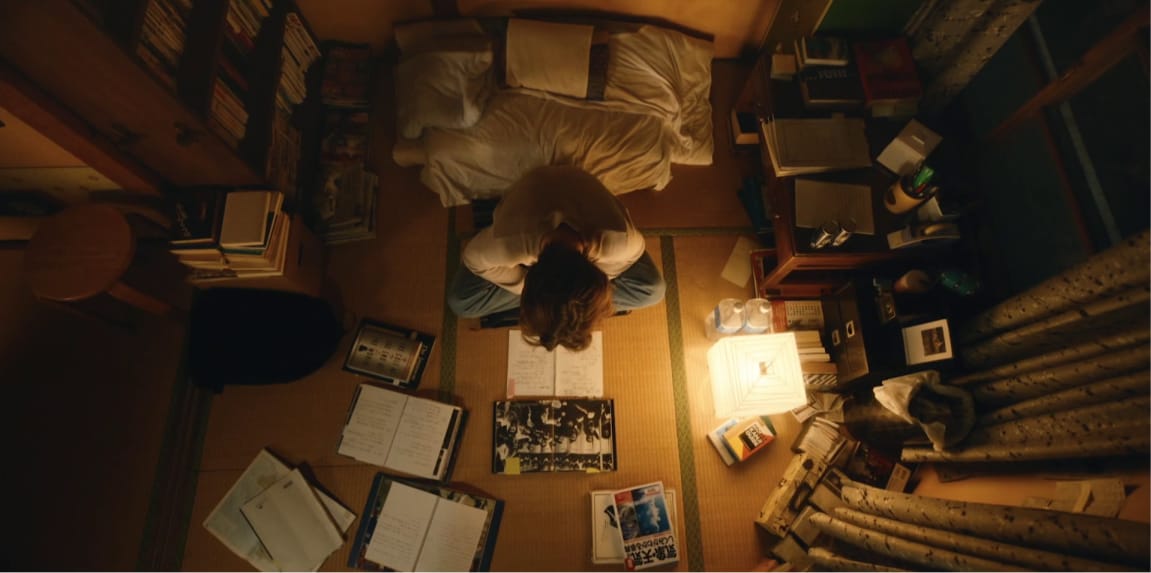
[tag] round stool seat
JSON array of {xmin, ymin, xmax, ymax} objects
[{"xmin": 25, "ymin": 204, "xmax": 135, "ymax": 302}]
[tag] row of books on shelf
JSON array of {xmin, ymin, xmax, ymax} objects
[
  {"xmin": 278, "ymin": 11, "xmax": 321, "ymax": 112},
  {"xmin": 208, "ymin": 0, "xmax": 271, "ymax": 148},
  {"xmin": 135, "ymin": 0, "xmax": 192, "ymax": 89}
]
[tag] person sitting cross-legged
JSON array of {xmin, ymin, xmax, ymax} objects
[{"xmin": 447, "ymin": 165, "xmax": 665, "ymax": 351}]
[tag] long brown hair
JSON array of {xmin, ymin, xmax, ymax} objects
[{"xmin": 520, "ymin": 241, "xmax": 613, "ymax": 351}]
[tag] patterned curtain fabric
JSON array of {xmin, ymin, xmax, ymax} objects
[
  {"xmin": 801, "ymin": 480, "xmax": 1150, "ymax": 570},
  {"xmin": 909, "ymin": 0, "xmax": 1046, "ymax": 114},
  {"xmin": 899, "ymin": 230, "xmax": 1150, "ymax": 464}
]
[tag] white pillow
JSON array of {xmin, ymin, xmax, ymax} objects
[
  {"xmin": 395, "ymin": 50, "xmax": 494, "ymax": 139},
  {"xmin": 504, "ymin": 19, "xmax": 593, "ymax": 99}
]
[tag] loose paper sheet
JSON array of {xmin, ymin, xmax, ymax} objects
[
  {"xmin": 720, "ymin": 236, "xmax": 756, "ymax": 287},
  {"xmin": 203, "ymin": 450, "xmax": 355, "ymax": 572},
  {"xmin": 506, "ymin": 330, "xmax": 603, "ymax": 397},
  {"xmin": 240, "ymin": 470, "xmax": 344, "ymax": 573}
]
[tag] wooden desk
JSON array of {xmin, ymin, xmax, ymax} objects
[{"xmin": 761, "ymin": 169, "xmax": 909, "ymax": 297}]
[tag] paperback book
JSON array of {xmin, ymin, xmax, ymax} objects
[
  {"xmin": 492, "ymin": 399, "xmax": 616, "ymax": 474},
  {"xmin": 591, "ymin": 489, "xmax": 677, "ymax": 564},
  {"xmin": 708, "ymin": 416, "xmax": 777, "ymax": 466},
  {"xmin": 612, "ymin": 482, "xmax": 679, "ymax": 571}
]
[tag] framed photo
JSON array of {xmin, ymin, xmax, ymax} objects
[
  {"xmin": 344, "ymin": 319, "xmax": 435, "ymax": 390},
  {"xmin": 901, "ymin": 319, "xmax": 953, "ymax": 365}
]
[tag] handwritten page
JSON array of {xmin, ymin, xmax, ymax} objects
[
  {"xmin": 239, "ymin": 469, "xmax": 344, "ymax": 572},
  {"xmin": 554, "ymin": 331, "xmax": 603, "ymax": 397},
  {"xmin": 385, "ymin": 398, "xmax": 458, "ymax": 479},
  {"xmin": 506, "ymin": 330, "xmax": 556, "ymax": 397},
  {"xmin": 414, "ymin": 496, "xmax": 488, "ymax": 572},
  {"xmin": 338, "ymin": 384, "xmax": 408, "ymax": 467},
  {"xmin": 507, "ymin": 330, "xmax": 603, "ymax": 397},
  {"xmin": 365, "ymin": 482, "xmax": 438, "ymax": 571},
  {"xmin": 204, "ymin": 450, "xmax": 356, "ymax": 572}
]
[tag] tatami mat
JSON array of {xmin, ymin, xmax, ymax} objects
[{"xmin": 179, "ymin": 60, "xmax": 794, "ymax": 572}]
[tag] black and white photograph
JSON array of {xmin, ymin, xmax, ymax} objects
[
  {"xmin": 492, "ymin": 399, "xmax": 616, "ymax": 474},
  {"xmin": 901, "ymin": 318, "xmax": 953, "ymax": 365}
]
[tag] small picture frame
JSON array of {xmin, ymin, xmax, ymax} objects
[
  {"xmin": 344, "ymin": 319, "xmax": 435, "ymax": 390},
  {"xmin": 901, "ymin": 318, "xmax": 953, "ymax": 365}
]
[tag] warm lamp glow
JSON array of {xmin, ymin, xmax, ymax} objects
[{"xmin": 707, "ymin": 333, "xmax": 808, "ymax": 417}]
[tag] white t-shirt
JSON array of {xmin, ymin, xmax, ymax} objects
[{"xmin": 462, "ymin": 166, "xmax": 646, "ymax": 294}]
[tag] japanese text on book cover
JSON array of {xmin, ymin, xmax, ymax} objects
[{"xmin": 613, "ymin": 481, "xmax": 679, "ymax": 571}]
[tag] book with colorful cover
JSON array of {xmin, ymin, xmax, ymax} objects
[
  {"xmin": 708, "ymin": 416, "xmax": 777, "ymax": 465},
  {"xmin": 591, "ymin": 489, "xmax": 677, "ymax": 564},
  {"xmin": 613, "ymin": 482, "xmax": 679, "ymax": 571}
]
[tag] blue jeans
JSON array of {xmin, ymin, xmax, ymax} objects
[{"xmin": 447, "ymin": 251, "xmax": 666, "ymax": 318}]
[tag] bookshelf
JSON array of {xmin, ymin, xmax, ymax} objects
[{"xmin": 0, "ymin": 0, "xmax": 319, "ymax": 207}]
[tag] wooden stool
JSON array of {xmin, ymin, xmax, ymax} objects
[{"xmin": 24, "ymin": 204, "xmax": 171, "ymax": 316}]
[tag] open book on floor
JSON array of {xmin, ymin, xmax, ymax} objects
[
  {"xmin": 202, "ymin": 449, "xmax": 356, "ymax": 572},
  {"xmin": 506, "ymin": 329, "xmax": 603, "ymax": 398},
  {"xmin": 337, "ymin": 383, "xmax": 467, "ymax": 481},
  {"xmin": 492, "ymin": 399, "xmax": 616, "ymax": 474},
  {"xmin": 348, "ymin": 473, "xmax": 505, "ymax": 572}
]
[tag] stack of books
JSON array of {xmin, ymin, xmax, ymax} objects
[
  {"xmin": 320, "ymin": 43, "xmax": 373, "ymax": 109},
  {"xmin": 265, "ymin": 105, "xmax": 301, "ymax": 198},
  {"xmin": 170, "ymin": 189, "xmax": 296, "ymax": 284},
  {"xmin": 312, "ymin": 109, "xmax": 376, "ymax": 245},
  {"xmin": 277, "ymin": 11, "xmax": 321, "ymax": 112},
  {"xmin": 708, "ymin": 415, "xmax": 777, "ymax": 466},
  {"xmin": 759, "ymin": 117, "xmax": 871, "ymax": 176},
  {"xmin": 853, "ymin": 37, "xmax": 923, "ymax": 118},
  {"xmin": 794, "ymin": 329, "xmax": 838, "ymax": 388},
  {"xmin": 794, "ymin": 36, "xmax": 849, "ymax": 70},
  {"xmin": 209, "ymin": 0, "xmax": 270, "ymax": 149},
  {"xmin": 791, "ymin": 36, "xmax": 865, "ymax": 110},
  {"xmin": 135, "ymin": 0, "xmax": 192, "ymax": 89}
]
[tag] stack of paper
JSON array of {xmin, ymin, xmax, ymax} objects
[
  {"xmin": 760, "ymin": 117, "xmax": 871, "ymax": 176},
  {"xmin": 203, "ymin": 450, "xmax": 355, "ymax": 572}
]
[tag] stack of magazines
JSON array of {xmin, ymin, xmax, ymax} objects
[
  {"xmin": 311, "ymin": 108, "xmax": 376, "ymax": 245},
  {"xmin": 208, "ymin": 0, "xmax": 270, "ymax": 149},
  {"xmin": 135, "ymin": 0, "xmax": 192, "ymax": 89}
]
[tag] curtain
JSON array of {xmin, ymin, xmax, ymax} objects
[
  {"xmin": 896, "ymin": 230, "xmax": 1149, "ymax": 464},
  {"xmin": 801, "ymin": 480, "xmax": 1150, "ymax": 571},
  {"xmin": 908, "ymin": 0, "xmax": 1046, "ymax": 114}
]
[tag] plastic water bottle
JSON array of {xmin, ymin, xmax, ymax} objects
[
  {"xmin": 706, "ymin": 298, "xmax": 745, "ymax": 340},
  {"xmin": 742, "ymin": 298, "xmax": 773, "ymax": 334}
]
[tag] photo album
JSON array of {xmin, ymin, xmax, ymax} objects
[{"xmin": 492, "ymin": 399, "xmax": 616, "ymax": 474}]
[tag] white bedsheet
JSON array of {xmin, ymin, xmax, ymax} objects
[{"xmin": 398, "ymin": 24, "xmax": 714, "ymax": 207}]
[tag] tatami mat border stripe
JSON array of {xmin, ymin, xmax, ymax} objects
[
  {"xmin": 660, "ymin": 235, "xmax": 705, "ymax": 571},
  {"xmin": 439, "ymin": 207, "xmax": 460, "ymax": 401}
]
